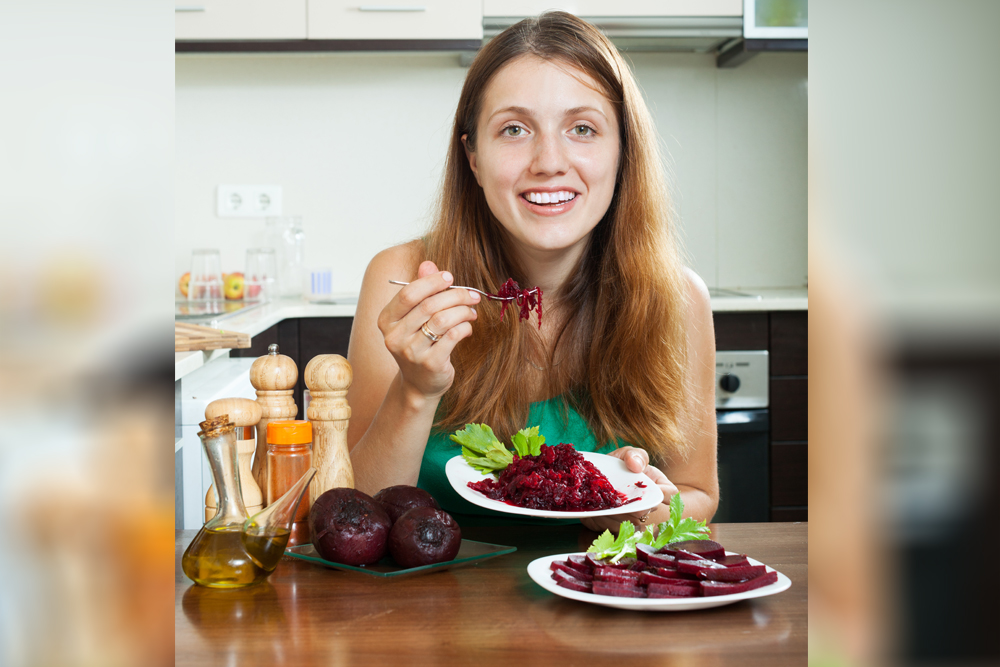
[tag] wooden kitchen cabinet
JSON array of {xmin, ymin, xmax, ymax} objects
[
  {"xmin": 308, "ymin": 0, "xmax": 482, "ymax": 40},
  {"xmin": 484, "ymin": 0, "xmax": 741, "ymax": 17},
  {"xmin": 175, "ymin": 0, "xmax": 307, "ymax": 40}
]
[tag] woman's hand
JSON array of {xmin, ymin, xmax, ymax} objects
[
  {"xmin": 376, "ymin": 260, "xmax": 480, "ymax": 402},
  {"xmin": 579, "ymin": 446, "xmax": 679, "ymax": 534}
]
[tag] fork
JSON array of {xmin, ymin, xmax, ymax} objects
[{"xmin": 388, "ymin": 280, "xmax": 538, "ymax": 302}]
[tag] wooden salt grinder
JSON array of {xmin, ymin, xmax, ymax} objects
[
  {"xmin": 203, "ymin": 398, "xmax": 264, "ymax": 521},
  {"xmin": 304, "ymin": 354, "xmax": 354, "ymax": 506},
  {"xmin": 250, "ymin": 344, "xmax": 299, "ymax": 497}
]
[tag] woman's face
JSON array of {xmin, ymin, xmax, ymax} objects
[{"xmin": 464, "ymin": 55, "xmax": 621, "ymax": 261}]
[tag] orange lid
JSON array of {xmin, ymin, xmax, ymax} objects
[{"xmin": 267, "ymin": 420, "xmax": 312, "ymax": 444}]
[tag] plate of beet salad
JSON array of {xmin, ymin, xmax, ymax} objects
[
  {"xmin": 526, "ymin": 551, "xmax": 791, "ymax": 612},
  {"xmin": 445, "ymin": 448, "xmax": 664, "ymax": 519}
]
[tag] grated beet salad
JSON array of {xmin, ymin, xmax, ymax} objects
[{"xmin": 468, "ymin": 443, "xmax": 628, "ymax": 511}]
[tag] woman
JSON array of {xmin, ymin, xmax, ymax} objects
[{"xmin": 345, "ymin": 11, "xmax": 718, "ymax": 532}]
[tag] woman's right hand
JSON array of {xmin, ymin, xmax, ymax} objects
[{"xmin": 376, "ymin": 260, "xmax": 480, "ymax": 401}]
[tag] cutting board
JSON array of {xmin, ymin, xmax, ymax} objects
[{"xmin": 175, "ymin": 322, "xmax": 251, "ymax": 352}]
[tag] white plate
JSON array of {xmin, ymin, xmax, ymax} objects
[
  {"xmin": 445, "ymin": 451, "xmax": 664, "ymax": 519},
  {"xmin": 527, "ymin": 552, "xmax": 792, "ymax": 611}
]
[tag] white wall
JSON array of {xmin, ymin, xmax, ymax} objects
[{"xmin": 175, "ymin": 50, "xmax": 806, "ymax": 292}]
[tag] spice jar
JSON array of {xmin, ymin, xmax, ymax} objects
[{"xmin": 266, "ymin": 420, "xmax": 313, "ymax": 546}]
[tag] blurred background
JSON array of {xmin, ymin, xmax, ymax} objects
[{"xmin": 0, "ymin": 1, "xmax": 998, "ymax": 666}]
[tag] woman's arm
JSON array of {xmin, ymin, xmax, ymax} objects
[
  {"xmin": 344, "ymin": 242, "xmax": 480, "ymax": 495},
  {"xmin": 581, "ymin": 268, "xmax": 719, "ymax": 532}
]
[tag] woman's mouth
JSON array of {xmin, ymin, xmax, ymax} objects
[{"xmin": 521, "ymin": 190, "xmax": 577, "ymax": 206}]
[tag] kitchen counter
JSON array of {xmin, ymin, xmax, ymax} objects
[
  {"xmin": 175, "ymin": 289, "xmax": 807, "ymax": 380},
  {"xmin": 176, "ymin": 521, "xmax": 806, "ymax": 665}
]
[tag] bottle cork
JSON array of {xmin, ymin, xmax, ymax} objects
[
  {"xmin": 250, "ymin": 344, "xmax": 298, "ymax": 499},
  {"xmin": 304, "ymin": 354, "xmax": 354, "ymax": 507},
  {"xmin": 204, "ymin": 398, "xmax": 264, "ymax": 522}
]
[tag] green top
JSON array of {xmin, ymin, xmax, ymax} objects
[{"xmin": 416, "ymin": 396, "xmax": 622, "ymax": 526}]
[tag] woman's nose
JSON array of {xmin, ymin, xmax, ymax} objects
[{"xmin": 529, "ymin": 132, "xmax": 569, "ymax": 176}]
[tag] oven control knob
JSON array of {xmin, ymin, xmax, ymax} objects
[{"xmin": 719, "ymin": 373, "xmax": 741, "ymax": 393}]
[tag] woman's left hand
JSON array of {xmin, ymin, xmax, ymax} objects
[{"xmin": 579, "ymin": 446, "xmax": 679, "ymax": 534}]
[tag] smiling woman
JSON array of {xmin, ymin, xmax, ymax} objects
[{"xmin": 344, "ymin": 11, "xmax": 719, "ymax": 534}]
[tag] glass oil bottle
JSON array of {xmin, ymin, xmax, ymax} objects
[{"xmin": 182, "ymin": 414, "xmax": 316, "ymax": 588}]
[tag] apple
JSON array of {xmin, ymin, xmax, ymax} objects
[
  {"xmin": 224, "ymin": 272, "xmax": 245, "ymax": 300},
  {"xmin": 179, "ymin": 272, "xmax": 190, "ymax": 297}
]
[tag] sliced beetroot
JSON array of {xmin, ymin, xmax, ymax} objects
[
  {"xmin": 594, "ymin": 567, "xmax": 640, "ymax": 585},
  {"xmin": 636, "ymin": 543, "xmax": 656, "ymax": 562},
  {"xmin": 697, "ymin": 565, "xmax": 767, "ymax": 582},
  {"xmin": 700, "ymin": 570, "xmax": 778, "ymax": 596},
  {"xmin": 585, "ymin": 553, "xmax": 605, "ymax": 570},
  {"xmin": 647, "ymin": 552, "xmax": 676, "ymax": 568},
  {"xmin": 714, "ymin": 554, "xmax": 751, "ymax": 568},
  {"xmin": 565, "ymin": 555, "xmax": 591, "ymax": 574},
  {"xmin": 638, "ymin": 571, "xmax": 698, "ymax": 587},
  {"xmin": 552, "ymin": 569, "xmax": 593, "ymax": 593},
  {"xmin": 651, "ymin": 567, "xmax": 696, "ymax": 580},
  {"xmin": 550, "ymin": 561, "xmax": 594, "ymax": 581},
  {"xmin": 664, "ymin": 540, "xmax": 725, "ymax": 560},
  {"xmin": 677, "ymin": 558, "xmax": 727, "ymax": 575},
  {"xmin": 647, "ymin": 582, "xmax": 699, "ymax": 598},
  {"xmin": 592, "ymin": 581, "xmax": 646, "ymax": 598}
]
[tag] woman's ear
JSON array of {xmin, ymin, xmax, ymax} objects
[{"xmin": 461, "ymin": 134, "xmax": 480, "ymax": 185}]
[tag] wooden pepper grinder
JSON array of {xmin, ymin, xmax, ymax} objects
[
  {"xmin": 203, "ymin": 398, "xmax": 264, "ymax": 522},
  {"xmin": 304, "ymin": 354, "xmax": 355, "ymax": 506},
  {"xmin": 250, "ymin": 344, "xmax": 299, "ymax": 498}
]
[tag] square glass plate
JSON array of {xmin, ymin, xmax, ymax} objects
[{"xmin": 284, "ymin": 539, "xmax": 516, "ymax": 578}]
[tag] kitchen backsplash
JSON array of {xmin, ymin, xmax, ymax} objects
[{"xmin": 175, "ymin": 51, "xmax": 806, "ymax": 292}]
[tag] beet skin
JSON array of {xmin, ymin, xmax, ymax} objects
[
  {"xmin": 310, "ymin": 488, "xmax": 392, "ymax": 566},
  {"xmin": 373, "ymin": 485, "xmax": 441, "ymax": 524},
  {"xmin": 388, "ymin": 507, "xmax": 462, "ymax": 568}
]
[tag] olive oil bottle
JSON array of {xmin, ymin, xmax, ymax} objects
[{"xmin": 181, "ymin": 414, "xmax": 314, "ymax": 588}]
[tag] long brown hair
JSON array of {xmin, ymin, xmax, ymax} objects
[{"xmin": 424, "ymin": 11, "xmax": 691, "ymax": 463}]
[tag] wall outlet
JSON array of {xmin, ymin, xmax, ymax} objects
[{"xmin": 216, "ymin": 185, "xmax": 283, "ymax": 218}]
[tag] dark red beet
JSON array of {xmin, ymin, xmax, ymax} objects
[
  {"xmin": 700, "ymin": 570, "xmax": 778, "ymax": 596},
  {"xmin": 373, "ymin": 485, "xmax": 441, "ymax": 524},
  {"xmin": 677, "ymin": 558, "xmax": 727, "ymax": 575},
  {"xmin": 553, "ymin": 571, "xmax": 592, "ymax": 593},
  {"xmin": 647, "ymin": 552, "xmax": 676, "ymax": 568},
  {"xmin": 565, "ymin": 555, "xmax": 590, "ymax": 574},
  {"xmin": 664, "ymin": 540, "xmax": 725, "ymax": 560},
  {"xmin": 714, "ymin": 554, "xmax": 751, "ymax": 568},
  {"xmin": 594, "ymin": 567, "xmax": 640, "ymax": 584},
  {"xmin": 387, "ymin": 507, "xmax": 462, "ymax": 568},
  {"xmin": 638, "ymin": 571, "xmax": 683, "ymax": 586},
  {"xmin": 647, "ymin": 582, "xmax": 699, "ymax": 598},
  {"xmin": 697, "ymin": 565, "xmax": 766, "ymax": 582},
  {"xmin": 310, "ymin": 488, "xmax": 392, "ymax": 566},
  {"xmin": 551, "ymin": 561, "xmax": 593, "ymax": 581},
  {"xmin": 635, "ymin": 543, "xmax": 657, "ymax": 562},
  {"xmin": 592, "ymin": 581, "xmax": 646, "ymax": 598}
]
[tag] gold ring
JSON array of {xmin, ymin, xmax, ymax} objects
[
  {"xmin": 638, "ymin": 509, "xmax": 653, "ymax": 524},
  {"xmin": 420, "ymin": 322, "xmax": 442, "ymax": 343}
]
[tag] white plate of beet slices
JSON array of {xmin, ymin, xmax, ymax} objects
[
  {"xmin": 446, "ymin": 451, "xmax": 664, "ymax": 519},
  {"xmin": 527, "ymin": 539, "xmax": 791, "ymax": 611}
]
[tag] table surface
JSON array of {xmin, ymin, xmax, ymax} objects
[{"xmin": 176, "ymin": 521, "xmax": 807, "ymax": 666}]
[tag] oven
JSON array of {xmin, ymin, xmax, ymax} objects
[{"xmin": 713, "ymin": 350, "xmax": 770, "ymax": 522}]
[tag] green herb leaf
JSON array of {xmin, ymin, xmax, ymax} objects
[
  {"xmin": 451, "ymin": 424, "xmax": 513, "ymax": 474},
  {"xmin": 511, "ymin": 426, "xmax": 545, "ymax": 458},
  {"xmin": 585, "ymin": 492, "xmax": 711, "ymax": 563}
]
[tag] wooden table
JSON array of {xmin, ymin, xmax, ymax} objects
[{"xmin": 176, "ymin": 522, "xmax": 806, "ymax": 666}]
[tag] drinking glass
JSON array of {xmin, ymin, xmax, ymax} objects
[
  {"xmin": 245, "ymin": 248, "xmax": 277, "ymax": 302},
  {"xmin": 188, "ymin": 249, "xmax": 223, "ymax": 301}
]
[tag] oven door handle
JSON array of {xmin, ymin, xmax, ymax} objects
[{"xmin": 716, "ymin": 409, "xmax": 769, "ymax": 433}]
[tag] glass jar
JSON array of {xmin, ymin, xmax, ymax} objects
[{"xmin": 266, "ymin": 420, "xmax": 313, "ymax": 546}]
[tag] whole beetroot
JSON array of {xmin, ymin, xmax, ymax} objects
[
  {"xmin": 388, "ymin": 507, "xmax": 462, "ymax": 568},
  {"xmin": 373, "ymin": 485, "xmax": 441, "ymax": 524},
  {"xmin": 310, "ymin": 488, "xmax": 392, "ymax": 566}
]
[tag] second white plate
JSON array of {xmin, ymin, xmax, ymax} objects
[{"xmin": 445, "ymin": 451, "xmax": 664, "ymax": 519}]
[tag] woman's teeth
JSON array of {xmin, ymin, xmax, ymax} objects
[{"xmin": 524, "ymin": 191, "xmax": 576, "ymax": 205}]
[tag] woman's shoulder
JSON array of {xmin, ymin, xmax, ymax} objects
[
  {"xmin": 682, "ymin": 267, "xmax": 711, "ymax": 313},
  {"xmin": 365, "ymin": 239, "xmax": 425, "ymax": 282}
]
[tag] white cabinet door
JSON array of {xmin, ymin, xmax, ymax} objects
[
  {"xmin": 176, "ymin": 0, "xmax": 308, "ymax": 40},
  {"xmin": 484, "ymin": 1, "xmax": 741, "ymax": 18},
  {"xmin": 308, "ymin": 0, "xmax": 483, "ymax": 40}
]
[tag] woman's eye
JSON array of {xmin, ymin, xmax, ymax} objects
[
  {"xmin": 502, "ymin": 126, "xmax": 523, "ymax": 137},
  {"xmin": 572, "ymin": 125, "xmax": 595, "ymax": 136}
]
